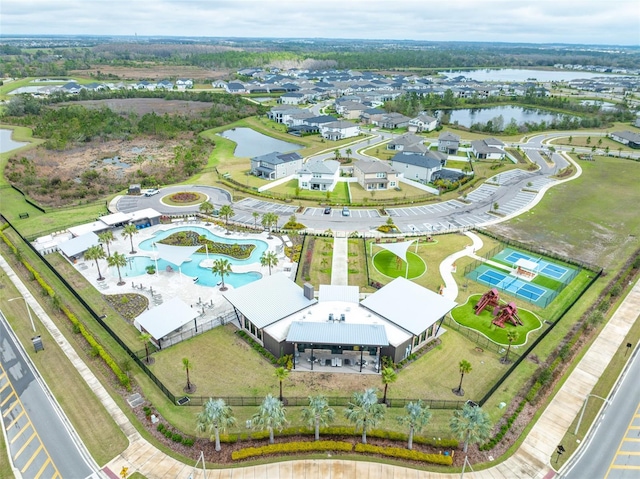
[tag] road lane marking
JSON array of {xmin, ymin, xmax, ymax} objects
[{"xmin": 605, "ymin": 403, "xmax": 640, "ymax": 478}]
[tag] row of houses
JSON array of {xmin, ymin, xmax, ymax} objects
[{"xmin": 25, "ymin": 79, "xmax": 195, "ymax": 96}]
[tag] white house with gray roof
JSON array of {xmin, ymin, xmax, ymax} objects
[
  {"xmin": 320, "ymin": 121, "xmax": 360, "ymax": 141},
  {"xmin": 438, "ymin": 132, "xmax": 461, "ymax": 155},
  {"xmin": 250, "ymin": 152, "xmax": 303, "ymax": 180},
  {"xmin": 222, "ymin": 276, "xmax": 456, "ymax": 368},
  {"xmin": 390, "ymin": 151, "xmax": 447, "ymax": 184},
  {"xmin": 610, "ymin": 131, "xmax": 640, "ymax": 149},
  {"xmin": 296, "ymin": 158, "xmax": 341, "ymax": 191},
  {"xmin": 408, "ymin": 113, "xmax": 438, "ymax": 133},
  {"xmin": 471, "ymin": 138, "xmax": 506, "ymax": 160},
  {"xmin": 353, "ymin": 159, "xmax": 399, "ymax": 191}
]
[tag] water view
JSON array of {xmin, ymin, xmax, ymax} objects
[
  {"xmin": 0, "ymin": 129, "xmax": 28, "ymax": 153},
  {"xmin": 443, "ymin": 106, "xmax": 570, "ymax": 129},
  {"xmin": 439, "ymin": 68, "xmax": 625, "ymax": 83},
  {"xmin": 219, "ymin": 127, "xmax": 303, "ymax": 157}
]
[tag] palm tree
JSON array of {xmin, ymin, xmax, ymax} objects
[
  {"xmin": 449, "ymin": 403, "xmax": 492, "ymax": 453},
  {"xmin": 274, "ymin": 366, "xmax": 289, "ymax": 402},
  {"xmin": 107, "ymin": 251, "xmax": 127, "ymax": 286},
  {"xmin": 196, "ymin": 398, "xmax": 237, "ymax": 452},
  {"xmin": 261, "ymin": 212, "xmax": 279, "ymax": 239},
  {"xmin": 344, "ymin": 388, "xmax": 386, "ymax": 444},
  {"xmin": 199, "ymin": 200, "xmax": 214, "ymax": 218},
  {"xmin": 397, "ymin": 400, "xmax": 432, "ymax": 450},
  {"xmin": 301, "ymin": 395, "xmax": 335, "ymax": 441},
  {"xmin": 261, "ymin": 251, "xmax": 279, "ymax": 275},
  {"xmin": 139, "ymin": 332, "xmax": 152, "ymax": 364},
  {"xmin": 97, "ymin": 230, "xmax": 114, "ymax": 257},
  {"xmin": 252, "ymin": 211, "xmax": 260, "ymax": 230},
  {"xmin": 455, "ymin": 360, "xmax": 472, "ymax": 396},
  {"xmin": 493, "ymin": 202, "xmax": 499, "ymax": 213},
  {"xmin": 381, "ymin": 367, "xmax": 398, "ymax": 404},
  {"xmin": 212, "ymin": 258, "xmax": 232, "ymax": 291},
  {"xmin": 85, "ymin": 245, "xmax": 106, "ymax": 281},
  {"xmin": 504, "ymin": 330, "xmax": 519, "ymax": 363},
  {"xmin": 183, "ymin": 357, "xmax": 193, "ymax": 392},
  {"xmin": 320, "ymin": 257, "xmax": 329, "ymax": 271},
  {"xmin": 252, "ymin": 394, "xmax": 288, "ymax": 444},
  {"xmin": 219, "ymin": 204, "xmax": 234, "ymax": 234},
  {"xmin": 122, "ymin": 224, "xmax": 138, "ymax": 254},
  {"xmin": 334, "ymin": 149, "xmax": 340, "ymax": 160},
  {"xmin": 345, "ymin": 148, "xmax": 352, "ymax": 161}
]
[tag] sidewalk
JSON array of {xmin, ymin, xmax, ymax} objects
[
  {"xmin": 330, "ymin": 235, "xmax": 348, "ymax": 285},
  {"xmin": 4, "ymin": 246, "xmax": 639, "ymax": 478}
]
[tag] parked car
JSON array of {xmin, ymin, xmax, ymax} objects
[
  {"xmin": 342, "ymin": 206, "xmax": 350, "ymax": 217},
  {"xmin": 324, "ymin": 207, "xmax": 332, "ymax": 214},
  {"xmin": 144, "ymin": 188, "xmax": 159, "ymax": 197}
]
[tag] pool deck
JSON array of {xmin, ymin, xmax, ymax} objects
[{"xmin": 73, "ymin": 222, "xmax": 291, "ymax": 321}]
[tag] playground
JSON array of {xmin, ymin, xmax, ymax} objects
[{"xmin": 450, "ymin": 292, "xmax": 542, "ymax": 346}]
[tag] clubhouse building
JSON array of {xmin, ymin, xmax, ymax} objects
[{"xmin": 222, "ymin": 274, "xmax": 456, "ymax": 373}]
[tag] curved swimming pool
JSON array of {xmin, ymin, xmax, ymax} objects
[{"xmin": 118, "ymin": 226, "xmax": 268, "ymax": 288}]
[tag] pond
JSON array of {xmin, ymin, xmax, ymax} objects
[
  {"xmin": 442, "ymin": 106, "xmax": 571, "ymax": 130},
  {"xmin": 218, "ymin": 127, "xmax": 303, "ymax": 157},
  {"xmin": 439, "ymin": 68, "xmax": 626, "ymax": 83},
  {"xmin": 0, "ymin": 129, "xmax": 28, "ymax": 154},
  {"xmin": 580, "ymin": 100, "xmax": 617, "ymax": 111}
]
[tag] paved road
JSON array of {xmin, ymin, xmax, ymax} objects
[
  {"xmin": 560, "ymin": 346, "xmax": 640, "ymax": 479},
  {"xmin": 0, "ymin": 312, "xmax": 98, "ymax": 479}
]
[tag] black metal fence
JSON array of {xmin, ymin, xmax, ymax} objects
[{"xmin": 441, "ymin": 316, "xmax": 522, "ymax": 360}]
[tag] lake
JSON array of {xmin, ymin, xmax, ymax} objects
[
  {"xmin": 439, "ymin": 68, "xmax": 625, "ymax": 83},
  {"xmin": 0, "ymin": 129, "xmax": 28, "ymax": 153},
  {"xmin": 219, "ymin": 127, "xmax": 303, "ymax": 157},
  {"xmin": 443, "ymin": 106, "xmax": 569, "ymax": 129}
]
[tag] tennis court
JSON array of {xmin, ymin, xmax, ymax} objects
[
  {"xmin": 499, "ymin": 248, "xmax": 574, "ymax": 281},
  {"xmin": 473, "ymin": 265, "xmax": 549, "ymax": 306}
]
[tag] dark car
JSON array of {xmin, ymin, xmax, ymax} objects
[{"xmin": 324, "ymin": 207, "xmax": 332, "ymax": 214}]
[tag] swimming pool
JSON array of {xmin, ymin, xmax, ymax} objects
[
  {"xmin": 119, "ymin": 226, "xmax": 268, "ymax": 288},
  {"xmin": 116, "ymin": 255, "xmax": 262, "ymax": 288}
]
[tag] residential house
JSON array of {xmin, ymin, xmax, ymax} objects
[
  {"xmin": 297, "ymin": 158, "xmax": 341, "ymax": 191},
  {"xmin": 335, "ymin": 100, "xmax": 367, "ymax": 120},
  {"xmin": 610, "ymin": 131, "xmax": 640, "ymax": 149},
  {"xmin": 250, "ymin": 152, "xmax": 303, "ymax": 180},
  {"xmin": 390, "ymin": 151, "xmax": 447, "ymax": 183},
  {"xmin": 279, "ymin": 92, "xmax": 307, "ymax": 105},
  {"xmin": 367, "ymin": 112, "xmax": 411, "ymax": 129},
  {"xmin": 157, "ymin": 79, "xmax": 174, "ymax": 90},
  {"xmin": 408, "ymin": 113, "xmax": 438, "ymax": 133},
  {"xmin": 225, "ymin": 82, "xmax": 247, "ymax": 94},
  {"xmin": 471, "ymin": 138, "xmax": 506, "ymax": 160},
  {"xmin": 438, "ymin": 132, "xmax": 460, "ymax": 155},
  {"xmin": 320, "ymin": 121, "xmax": 360, "ymax": 141},
  {"xmin": 353, "ymin": 160, "xmax": 399, "ymax": 191},
  {"xmin": 176, "ymin": 79, "xmax": 193, "ymax": 89},
  {"xmin": 304, "ymin": 115, "xmax": 339, "ymax": 128},
  {"xmin": 387, "ymin": 133, "xmax": 425, "ymax": 151}
]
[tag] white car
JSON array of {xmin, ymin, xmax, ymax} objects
[{"xmin": 144, "ymin": 188, "xmax": 159, "ymax": 197}]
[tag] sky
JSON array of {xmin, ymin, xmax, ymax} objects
[{"xmin": 2, "ymin": 0, "xmax": 639, "ymax": 46}]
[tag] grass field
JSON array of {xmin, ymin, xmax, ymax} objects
[{"xmin": 372, "ymin": 250, "xmax": 427, "ymax": 279}]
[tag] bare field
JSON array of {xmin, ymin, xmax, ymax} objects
[
  {"xmin": 56, "ymin": 98, "xmax": 214, "ymax": 116},
  {"xmin": 69, "ymin": 65, "xmax": 231, "ymax": 80}
]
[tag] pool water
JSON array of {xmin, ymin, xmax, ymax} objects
[{"xmin": 117, "ymin": 226, "xmax": 267, "ymax": 288}]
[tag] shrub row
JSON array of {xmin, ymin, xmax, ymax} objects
[
  {"xmin": 232, "ymin": 441, "xmax": 353, "ymax": 461},
  {"xmin": 480, "ymin": 400, "xmax": 526, "ymax": 451},
  {"xmin": 157, "ymin": 423, "xmax": 195, "ymax": 447},
  {"xmin": 0, "ymin": 229, "xmax": 130, "ymax": 390},
  {"xmin": 354, "ymin": 444, "xmax": 454, "ymax": 465},
  {"xmin": 236, "ymin": 330, "xmax": 277, "ymax": 364}
]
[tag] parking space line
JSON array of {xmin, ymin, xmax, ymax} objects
[
  {"xmin": 10, "ymin": 421, "xmax": 33, "ymax": 444},
  {"xmin": 1, "ymin": 391, "xmax": 16, "ymax": 408},
  {"xmin": 21, "ymin": 443, "xmax": 43, "ymax": 472},
  {"xmin": 6, "ymin": 409, "xmax": 25, "ymax": 428},
  {"xmin": 14, "ymin": 430, "xmax": 37, "ymax": 459},
  {"xmin": 34, "ymin": 457, "xmax": 52, "ymax": 479}
]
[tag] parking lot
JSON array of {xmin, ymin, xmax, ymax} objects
[{"xmin": 303, "ymin": 207, "xmax": 381, "ymax": 219}]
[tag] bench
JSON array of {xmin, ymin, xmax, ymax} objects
[
  {"xmin": 176, "ymin": 396, "xmax": 190, "ymax": 406},
  {"xmin": 19, "ymin": 212, "xmax": 29, "ymax": 219}
]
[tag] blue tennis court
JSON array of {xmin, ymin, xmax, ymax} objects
[
  {"xmin": 475, "ymin": 266, "xmax": 548, "ymax": 304},
  {"xmin": 499, "ymin": 248, "xmax": 572, "ymax": 281}
]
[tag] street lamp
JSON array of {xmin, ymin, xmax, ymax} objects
[
  {"xmin": 8, "ymin": 296, "xmax": 36, "ymax": 332},
  {"xmin": 574, "ymin": 393, "xmax": 610, "ymax": 435}
]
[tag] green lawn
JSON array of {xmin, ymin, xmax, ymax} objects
[
  {"xmin": 347, "ymin": 238, "xmax": 369, "ymax": 288},
  {"xmin": 450, "ymin": 295, "xmax": 542, "ymax": 346},
  {"xmin": 269, "ymin": 180, "xmax": 350, "ymax": 204},
  {"xmin": 372, "ymin": 250, "xmax": 427, "ymax": 280}
]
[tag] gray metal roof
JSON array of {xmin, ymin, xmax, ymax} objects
[
  {"xmin": 361, "ymin": 277, "xmax": 456, "ymax": 336},
  {"xmin": 319, "ymin": 285, "xmax": 360, "ymax": 303},
  {"xmin": 390, "ymin": 152, "xmax": 442, "ymax": 169},
  {"xmin": 59, "ymin": 232, "xmax": 100, "ymax": 258},
  {"xmin": 286, "ymin": 321, "xmax": 388, "ymax": 347},
  {"xmin": 222, "ymin": 273, "xmax": 316, "ymax": 329}
]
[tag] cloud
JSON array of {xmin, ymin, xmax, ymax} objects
[{"xmin": 1, "ymin": 0, "xmax": 638, "ymax": 45}]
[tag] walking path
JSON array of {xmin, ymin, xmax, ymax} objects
[
  {"xmin": 330, "ymin": 236, "xmax": 348, "ymax": 285},
  {"xmin": 439, "ymin": 231, "xmax": 484, "ymax": 301},
  {"xmin": 4, "ymin": 241, "xmax": 640, "ymax": 478}
]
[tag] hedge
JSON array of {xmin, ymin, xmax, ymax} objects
[
  {"xmin": 0, "ymin": 229, "xmax": 130, "ymax": 390},
  {"xmin": 354, "ymin": 444, "xmax": 454, "ymax": 465},
  {"xmin": 236, "ymin": 330, "xmax": 277, "ymax": 364},
  {"xmin": 232, "ymin": 441, "xmax": 353, "ymax": 460}
]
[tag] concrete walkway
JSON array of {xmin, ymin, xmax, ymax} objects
[
  {"xmin": 4, "ymin": 244, "xmax": 640, "ymax": 478},
  {"xmin": 439, "ymin": 231, "xmax": 484, "ymax": 301},
  {"xmin": 330, "ymin": 235, "xmax": 348, "ymax": 285}
]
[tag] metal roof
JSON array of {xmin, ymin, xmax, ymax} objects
[
  {"xmin": 286, "ymin": 321, "xmax": 388, "ymax": 347},
  {"xmin": 135, "ymin": 298, "xmax": 198, "ymax": 340},
  {"xmin": 59, "ymin": 232, "xmax": 100, "ymax": 258},
  {"xmin": 319, "ymin": 285, "xmax": 360, "ymax": 303},
  {"xmin": 361, "ymin": 277, "xmax": 457, "ymax": 336},
  {"xmin": 222, "ymin": 273, "xmax": 316, "ymax": 329}
]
